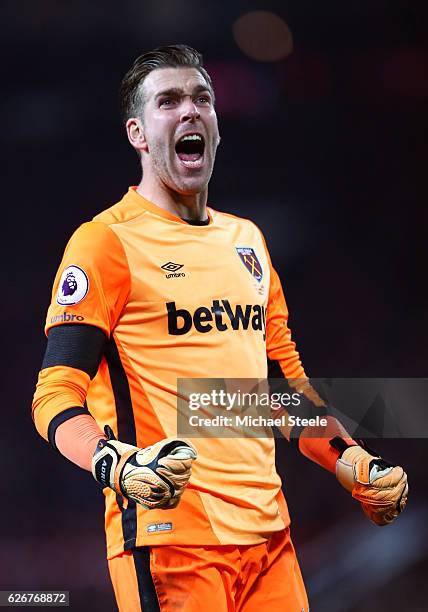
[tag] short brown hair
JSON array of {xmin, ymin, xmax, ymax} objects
[{"xmin": 119, "ymin": 44, "xmax": 214, "ymax": 123}]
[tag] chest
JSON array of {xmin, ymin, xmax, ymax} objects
[{"xmin": 117, "ymin": 223, "xmax": 270, "ymax": 310}]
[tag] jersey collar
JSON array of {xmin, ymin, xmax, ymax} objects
[{"xmin": 126, "ymin": 187, "xmax": 213, "ymax": 226}]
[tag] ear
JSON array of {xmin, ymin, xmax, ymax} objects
[{"xmin": 126, "ymin": 118, "xmax": 148, "ymax": 153}]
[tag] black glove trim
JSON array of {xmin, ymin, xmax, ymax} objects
[{"xmin": 329, "ymin": 436, "xmax": 355, "ymax": 457}]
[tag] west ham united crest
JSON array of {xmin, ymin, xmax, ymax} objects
[{"xmin": 236, "ymin": 247, "xmax": 263, "ymax": 282}]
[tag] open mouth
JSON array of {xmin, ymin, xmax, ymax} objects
[{"xmin": 175, "ymin": 133, "xmax": 205, "ymax": 168}]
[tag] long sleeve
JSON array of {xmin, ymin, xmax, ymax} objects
[
  {"xmin": 32, "ymin": 221, "xmax": 130, "ymax": 455},
  {"xmin": 263, "ymin": 236, "xmax": 356, "ymax": 472}
]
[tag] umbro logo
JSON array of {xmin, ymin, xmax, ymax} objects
[
  {"xmin": 161, "ymin": 262, "xmax": 183, "ymax": 272},
  {"xmin": 161, "ymin": 261, "xmax": 186, "ymax": 279}
]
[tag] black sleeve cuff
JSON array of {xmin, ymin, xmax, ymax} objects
[{"xmin": 47, "ymin": 406, "xmax": 90, "ymax": 450}]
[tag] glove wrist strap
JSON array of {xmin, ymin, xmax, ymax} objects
[
  {"xmin": 336, "ymin": 444, "xmax": 381, "ymax": 491},
  {"xmin": 92, "ymin": 439, "xmax": 121, "ymax": 490},
  {"xmin": 336, "ymin": 457, "xmax": 356, "ymax": 492},
  {"xmin": 113, "ymin": 449, "xmax": 139, "ymax": 494}
]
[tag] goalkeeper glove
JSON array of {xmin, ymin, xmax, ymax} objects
[
  {"xmin": 335, "ymin": 442, "xmax": 408, "ymax": 526},
  {"xmin": 92, "ymin": 426, "xmax": 197, "ymax": 509}
]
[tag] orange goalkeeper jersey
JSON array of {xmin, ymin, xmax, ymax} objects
[{"xmin": 33, "ymin": 187, "xmax": 306, "ymax": 559}]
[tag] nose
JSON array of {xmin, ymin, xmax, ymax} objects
[{"xmin": 180, "ymin": 98, "xmax": 200, "ymax": 123}]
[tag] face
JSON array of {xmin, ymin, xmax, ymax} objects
[{"xmin": 130, "ymin": 67, "xmax": 220, "ymax": 196}]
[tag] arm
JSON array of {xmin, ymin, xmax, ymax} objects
[
  {"xmin": 32, "ymin": 222, "xmax": 128, "ymax": 449},
  {"xmin": 263, "ymin": 240, "xmax": 408, "ymax": 524},
  {"xmin": 32, "ymin": 222, "xmax": 196, "ymax": 509},
  {"xmin": 264, "ymin": 254, "xmax": 354, "ymax": 470}
]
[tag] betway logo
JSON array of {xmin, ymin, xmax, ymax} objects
[{"xmin": 167, "ymin": 300, "xmax": 266, "ymax": 339}]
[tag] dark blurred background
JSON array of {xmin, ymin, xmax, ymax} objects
[{"xmin": 2, "ymin": 1, "xmax": 428, "ymax": 610}]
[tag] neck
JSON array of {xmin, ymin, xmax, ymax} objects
[{"xmin": 136, "ymin": 173, "xmax": 208, "ymax": 222}]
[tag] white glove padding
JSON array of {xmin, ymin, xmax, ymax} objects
[
  {"xmin": 336, "ymin": 445, "xmax": 408, "ymax": 526},
  {"xmin": 92, "ymin": 428, "xmax": 197, "ymax": 509}
]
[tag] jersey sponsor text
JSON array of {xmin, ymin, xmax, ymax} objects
[{"xmin": 166, "ymin": 299, "xmax": 266, "ymax": 339}]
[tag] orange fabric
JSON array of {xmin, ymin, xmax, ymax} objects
[
  {"xmin": 36, "ymin": 187, "xmax": 309, "ymax": 556},
  {"xmin": 108, "ymin": 528, "xmax": 308, "ymax": 612},
  {"xmin": 45, "ymin": 221, "xmax": 131, "ymax": 337},
  {"xmin": 108, "ymin": 548, "xmax": 142, "ymax": 612},
  {"xmin": 265, "ymin": 264, "xmax": 305, "ymax": 380},
  {"xmin": 298, "ymin": 416, "xmax": 357, "ymax": 473},
  {"xmin": 262, "ymin": 244, "xmax": 356, "ymax": 469},
  {"xmin": 32, "ymin": 366, "xmax": 90, "ymax": 440},
  {"xmin": 55, "ymin": 414, "xmax": 105, "ymax": 471}
]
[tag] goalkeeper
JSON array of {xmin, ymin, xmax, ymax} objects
[{"xmin": 32, "ymin": 44, "xmax": 407, "ymax": 612}]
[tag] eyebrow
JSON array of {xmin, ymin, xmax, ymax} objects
[{"xmin": 154, "ymin": 84, "xmax": 212, "ymax": 101}]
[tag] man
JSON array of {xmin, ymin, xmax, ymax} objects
[{"xmin": 32, "ymin": 45, "xmax": 408, "ymax": 612}]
